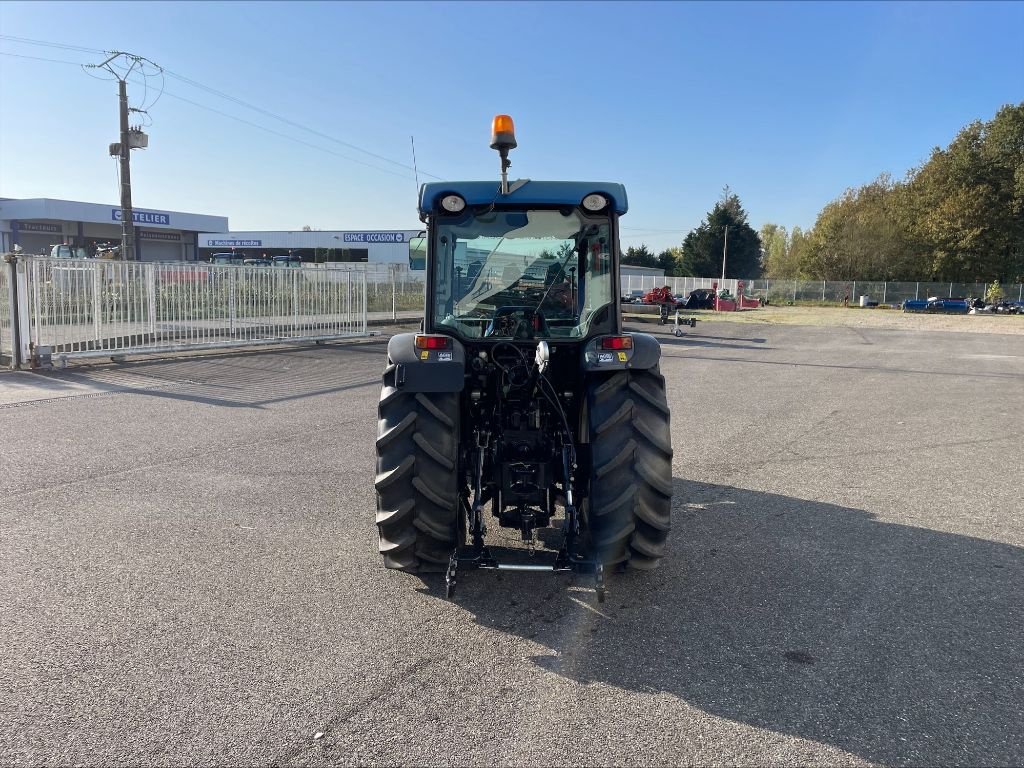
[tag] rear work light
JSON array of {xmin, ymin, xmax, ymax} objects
[
  {"xmin": 599, "ymin": 335, "xmax": 633, "ymax": 350},
  {"xmin": 415, "ymin": 335, "xmax": 452, "ymax": 350}
]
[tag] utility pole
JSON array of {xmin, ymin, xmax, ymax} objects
[
  {"xmin": 116, "ymin": 77, "xmax": 136, "ymax": 262},
  {"xmin": 721, "ymin": 225, "xmax": 729, "ymax": 280},
  {"xmin": 86, "ymin": 52, "xmax": 160, "ymax": 262}
]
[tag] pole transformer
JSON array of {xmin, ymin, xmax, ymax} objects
[{"xmin": 87, "ymin": 51, "xmax": 160, "ymax": 262}]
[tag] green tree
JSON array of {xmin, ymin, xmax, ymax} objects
[
  {"xmin": 789, "ymin": 226, "xmax": 813, "ymax": 277},
  {"xmin": 760, "ymin": 222, "xmax": 804, "ymax": 278},
  {"xmin": 906, "ymin": 104, "xmax": 1024, "ymax": 282},
  {"xmin": 656, "ymin": 247, "xmax": 683, "ymax": 275},
  {"xmin": 800, "ymin": 175, "xmax": 921, "ymax": 280},
  {"xmin": 680, "ymin": 188, "xmax": 762, "ymax": 278},
  {"xmin": 805, "ymin": 102, "xmax": 1024, "ymax": 282},
  {"xmin": 622, "ymin": 244, "xmax": 657, "ymax": 268}
]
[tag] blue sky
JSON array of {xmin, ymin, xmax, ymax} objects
[{"xmin": 1, "ymin": 1, "xmax": 1021, "ymax": 251}]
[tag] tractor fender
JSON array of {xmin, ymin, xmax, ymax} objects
[
  {"xmin": 580, "ymin": 332, "xmax": 661, "ymax": 372},
  {"xmin": 385, "ymin": 333, "xmax": 466, "ymax": 392}
]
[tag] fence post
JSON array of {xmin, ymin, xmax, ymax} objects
[
  {"xmin": 1019, "ymin": 283, "xmax": 1022, "ymax": 302},
  {"xmin": 92, "ymin": 262, "xmax": 102, "ymax": 347},
  {"xmin": 228, "ymin": 270, "xmax": 236, "ymax": 334},
  {"xmin": 292, "ymin": 268, "xmax": 299, "ymax": 335},
  {"xmin": 362, "ymin": 270, "xmax": 368, "ymax": 333},
  {"xmin": 4, "ymin": 255, "xmax": 21, "ymax": 368},
  {"xmin": 822, "ymin": 280, "xmax": 826, "ymax": 302},
  {"xmin": 916, "ymin": 282, "xmax": 919, "ymax": 300},
  {"xmin": 347, "ymin": 271, "xmax": 355, "ymax": 332},
  {"xmin": 147, "ymin": 264, "xmax": 157, "ymax": 338},
  {"xmin": 852, "ymin": 281, "xmax": 856, "ymax": 303},
  {"xmin": 15, "ymin": 258, "xmax": 31, "ymax": 365},
  {"xmin": 391, "ymin": 264, "xmax": 397, "ymax": 321},
  {"xmin": 882, "ymin": 282, "xmax": 887, "ymax": 305},
  {"xmin": 949, "ymin": 282, "xmax": 953, "ymax": 298}
]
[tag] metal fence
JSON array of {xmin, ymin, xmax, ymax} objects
[
  {"xmin": 622, "ymin": 275, "xmax": 738, "ymax": 297},
  {"xmin": 741, "ymin": 280, "xmax": 1024, "ymax": 305},
  {"xmin": 8, "ymin": 255, "xmax": 1022, "ymax": 369},
  {"xmin": 620, "ymin": 275, "xmax": 1024, "ymax": 305},
  {"xmin": 303, "ymin": 262, "xmax": 425, "ymax": 318},
  {"xmin": 8, "ymin": 256, "xmax": 367, "ymax": 366},
  {"xmin": 0, "ymin": 257, "xmax": 13, "ymax": 363}
]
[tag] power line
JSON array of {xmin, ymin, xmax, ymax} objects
[
  {"xmin": 0, "ymin": 50, "xmax": 88, "ymax": 66},
  {"xmin": 0, "ymin": 34, "xmax": 106, "ymax": 55},
  {"xmin": 161, "ymin": 67, "xmax": 443, "ymax": 179},
  {"xmin": 621, "ymin": 226, "xmax": 690, "ymax": 233},
  {"xmin": 146, "ymin": 82, "xmax": 422, "ymax": 182},
  {"xmin": 1, "ymin": 34, "xmax": 445, "ymax": 181},
  {"xmin": 0, "ymin": 47, "xmax": 426, "ymax": 182}
]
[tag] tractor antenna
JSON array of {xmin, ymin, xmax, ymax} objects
[{"xmin": 410, "ymin": 135, "xmax": 421, "ymax": 202}]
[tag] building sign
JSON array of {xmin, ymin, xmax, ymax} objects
[
  {"xmin": 208, "ymin": 239, "xmax": 262, "ymax": 247},
  {"xmin": 140, "ymin": 230, "xmax": 181, "ymax": 242},
  {"xmin": 112, "ymin": 209, "xmax": 171, "ymax": 226},
  {"xmin": 343, "ymin": 232, "xmax": 405, "ymax": 243},
  {"xmin": 17, "ymin": 221, "xmax": 62, "ymax": 234}
]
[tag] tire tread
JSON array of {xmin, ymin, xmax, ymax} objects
[{"xmin": 587, "ymin": 367, "xmax": 673, "ymax": 567}]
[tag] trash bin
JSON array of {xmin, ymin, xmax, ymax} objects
[{"xmin": 859, "ymin": 295, "xmax": 870, "ymax": 307}]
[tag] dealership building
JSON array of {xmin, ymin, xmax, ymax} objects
[
  {"xmin": 1, "ymin": 200, "xmax": 664, "ymax": 279},
  {"xmin": 0, "ymin": 198, "xmax": 229, "ymax": 261},
  {"xmin": 197, "ymin": 229, "xmax": 425, "ymax": 268}
]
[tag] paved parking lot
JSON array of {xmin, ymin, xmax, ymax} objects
[{"xmin": 2, "ymin": 321, "xmax": 1022, "ymax": 766}]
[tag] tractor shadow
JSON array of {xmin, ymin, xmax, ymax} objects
[
  {"xmin": 655, "ymin": 334, "xmax": 773, "ymax": 352},
  {"xmin": 624, "ymin": 319, "xmax": 772, "ymax": 351},
  {"xmin": 423, "ymin": 479, "xmax": 1024, "ymax": 766}
]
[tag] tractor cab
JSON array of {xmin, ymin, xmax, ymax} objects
[{"xmin": 420, "ymin": 180, "xmax": 626, "ymax": 344}]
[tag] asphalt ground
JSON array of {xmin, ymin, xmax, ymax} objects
[{"xmin": 1, "ymin": 320, "xmax": 1022, "ymax": 767}]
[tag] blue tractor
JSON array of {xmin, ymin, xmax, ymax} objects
[{"xmin": 374, "ymin": 116, "xmax": 673, "ymax": 601}]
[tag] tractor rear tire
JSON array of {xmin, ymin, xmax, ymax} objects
[
  {"xmin": 374, "ymin": 364, "xmax": 460, "ymax": 572},
  {"xmin": 585, "ymin": 367, "xmax": 673, "ymax": 569}
]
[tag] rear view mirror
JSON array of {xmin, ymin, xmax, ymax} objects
[{"xmin": 409, "ymin": 234, "xmax": 427, "ymax": 271}]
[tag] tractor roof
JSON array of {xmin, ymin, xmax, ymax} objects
[{"xmin": 418, "ymin": 180, "xmax": 628, "ymax": 216}]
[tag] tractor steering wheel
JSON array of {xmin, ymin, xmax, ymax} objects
[{"xmin": 484, "ymin": 306, "xmax": 549, "ymax": 339}]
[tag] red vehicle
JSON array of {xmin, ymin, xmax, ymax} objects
[
  {"xmin": 641, "ymin": 285, "xmax": 689, "ymax": 324},
  {"xmin": 710, "ymin": 281, "xmax": 765, "ymax": 311},
  {"xmin": 643, "ymin": 285, "xmax": 676, "ymax": 305}
]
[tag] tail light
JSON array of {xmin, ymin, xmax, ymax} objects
[
  {"xmin": 414, "ymin": 335, "xmax": 452, "ymax": 350},
  {"xmin": 599, "ymin": 335, "xmax": 633, "ymax": 350}
]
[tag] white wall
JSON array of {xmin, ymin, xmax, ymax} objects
[{"xmin": 197, "ymin": 230, "xmax": 423, "ymax": 264}]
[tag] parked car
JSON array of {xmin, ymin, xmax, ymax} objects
[
  {"xmin": 272, "ymin": 254, "xmax": 303, "ymax": 267},
  {"xmin": 242, "ymin": 258, "xmax": 272, "ymax": 266},
  {"xmin": 905, "ymin": 299, "xmax": 966, "ymax": 313},
  {"xmin": 210, "ymin": 252, "xmax": 247, "ymax": 265},
  {"xmin": 902, "ymin": 298, "xmax": 970, "ymax": 314},
  {"xmin": 49, "ymin": 244, "xmax": 89, "ymax": 259},
  {"xmin": 678, "ymin": 288, "xmax": 716, "ymax": 310},
  {"xmin": 968, "ymin": 299, "xmax": 1024, "ymax": 315}
]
